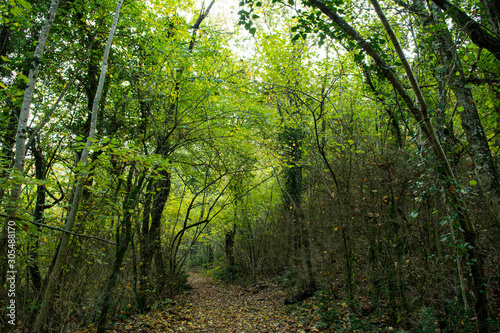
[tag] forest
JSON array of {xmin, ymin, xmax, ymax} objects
[{"xmin": 1, "ymin": 0, "xmax": 500, "ymax": 332}]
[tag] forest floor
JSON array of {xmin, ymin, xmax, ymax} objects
[{"xmin": 83, "ymin": 272, "xmax": 319, "ymax": 333}]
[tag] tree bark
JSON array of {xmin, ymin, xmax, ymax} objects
[
  {"xmin": 486, "ymin": 0, "xmax": 500, "ymax": 35},
  {"xmin": 138, "ymin": 177, "xmax": 154, "ymax": 311},
  {"xmin": 30, "ymin": 140, "xmax": 46, "ymax": 294},
  {"xmin": 430, "ymin": 0, "xmax": 500, "ymax": 60},
  {"xmin": 424, "ymin": 3, "xmax": 494, "ymax": 330},
  {"xmin": 430, "ymin": 17, "xmax": 500, "ymax": 223},
  {"xmin": 149, "ymin": 168, "xmax": 171, "ymax": 294}
]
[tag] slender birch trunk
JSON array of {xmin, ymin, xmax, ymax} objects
[
  {"xmin": 32, "ymin": 0, "xmax": 124, "ymax": 331},
  {"xmin": 0, "ymin": 0, "xmax": 60, "ymax": 303}
]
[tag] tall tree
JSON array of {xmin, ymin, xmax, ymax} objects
[
  {"xmin": 32, "ymin": 0, "xmax": 124, "ymax": 330},
  {"xmin": 1, "ymin": 0, "xmax": 60, "ymax": 308}
]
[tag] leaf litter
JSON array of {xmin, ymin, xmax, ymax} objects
[{"xmin": 79, "ymin": 272, "xmax": 319, "ymax": 332}]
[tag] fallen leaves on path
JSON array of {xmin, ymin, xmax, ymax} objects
[{"xmin": 79, "ymin": 273, "xmax": 318, "ymax": 333}]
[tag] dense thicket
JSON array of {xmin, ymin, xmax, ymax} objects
[{"xmin": 1, "ymin": 0, "xmax": 499, "ymax": 332}]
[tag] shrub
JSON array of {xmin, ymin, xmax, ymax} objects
[{"xmin": 210, "ymin": 264, "xmax": 243, "ymax": 283}]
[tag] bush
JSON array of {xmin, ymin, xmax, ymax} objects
[
  {"xmin": 412, "ymin": 301, "xmax": 476, "ymax": 332},
  {"xmin": 164, "ymin": 269, "xmax": 190, "ymax": 296},
  {"xmin": 210, "ymin": 264, "xmax": 243, "ymax": 283}
]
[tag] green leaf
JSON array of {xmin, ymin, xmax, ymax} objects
[
  {"xmin": 469, "ymin": 180, "xmax": 477, "ymax": 186},
  {"xmin": 18, "ymin": 73, "xmax": 30, "ymax": 84},
  {"xmin": 18, "ymin": 0, "xmax": 31, "ymax": 10},
  {"xmin": 11, "ymin": 7, "xmax": 23, "ymax": 16},
  {"xmin": 249, "ymin": 27, "xmax": 256, "ymax": 35}
]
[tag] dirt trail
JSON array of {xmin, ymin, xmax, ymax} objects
[
  {"xmin": 94, "ymin": 272, "xmax": 313, "ymax": 333},
  {"xmin": 162, "ymin": 273, "xmax": 306, "ymax": 332}
]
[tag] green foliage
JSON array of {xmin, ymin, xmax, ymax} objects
[
  {"xmin": 186, "ymin": 254, "xmax": 211, "ymax": 268},
  {"xmin": 2, "ymin": 0, "xmax": 500, "ymax": 331},
  {"xmin": 290, "ymin": 290, "xmax": 381, "ymax": 332},
  {"xmin": 209, "ymin": 264, "xmax": 244, "ymax": 283},
  {"xmin": 151, "ymin": 298, "xmax": 174, "ymax": 311},
  {"xmin": 411, "ymin": 302, "xmax": 476, "ymax": 333}
]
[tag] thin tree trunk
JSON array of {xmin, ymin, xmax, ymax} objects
[
  {"xmin": 30, "ymin": 140, "xmax": 46, "ymax": 294},
  {"xmin": 225, "ymin": 224, "xmax": 236, "ymax": 266},
  {"xmin": 96, "ymin": 167, "xmax": 144, "ymax": 333},
  {"xmin": 362, "ymin": 67, "xmax": 403, "ymax": 148},
  {"xmin": 1, "ymin": 0, "xmax": 60, "ymax": 299},
  {"xmin": 369, "ymin": 1, "xmax": 491, "ymax": 330},
  {"xmin": 427, "ymin": 2, "xmax": 500, "ymax": 225},
  {"xmin": 138, "ymin": 0, "xmax": 215, "ymax": 307},
  {"xmin": 32, "ymin": 0, "xmax": 124, "ymax": 331},
  {"xmin": 138, "ymin": 178, "xmax": 154, "ymax": 311}
]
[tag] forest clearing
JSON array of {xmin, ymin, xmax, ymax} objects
[{"xmin": 1, "ymin": 0, "xmax": 500, "ymax": 332}]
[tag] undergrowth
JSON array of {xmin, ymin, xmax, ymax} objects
[{"xmin": 285, "ymin": 286, "xmax": 491, "ymax": 332}]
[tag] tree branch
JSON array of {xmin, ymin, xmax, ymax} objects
[
  {"xmin": 0, "ymin": 213, "xmax": 117, "ymax": 245},
  {"xmin": 431, "ymin": 0, "xmax": 500, "ymax": 60}
]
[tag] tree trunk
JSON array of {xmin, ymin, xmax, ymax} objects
[
  {"xmin": 1, "ymin": 0, "xmax": 60, "ymax": 302},
  {"xmin": 30, "ymin": 140, "xmax": 46, "ymax": 294},
  {"xmin": 304, "ymin": 0, "xmax": 492, "ymax": 330},
  {"xmin": 225, "ymin": 224, "xmax": 236, "ymax": 266},
  {"xmin": 139, "ymin": 167, "xmax": 171, "ymax": 307},
  {"xmin": 427, "ymin": 2, "xmax": 500, "ymax": 225},
  {"xmin": 96, "ymin": 166, "xmax": 144, "ymax": 333},
  {"xmin": 150, "ymin": 168, "xmax": 171, "ymax": 295},
  {"xmin": 32, "ymin": 0, "xmax": 123, "ymax": 330},
  {"xmin": 138, "ymin": 178, "xmax": 154, "ymax": 311},
  {"xmin": 371, "ymin": 0, "xmax": 492, "ymax": 330},
  {"xmin": 282, "ymin": 123, "xmax": 316, "ymax": 291},
  {"xmin": 430, "ymin": 0, "xmax": 500, "ymax": 60}
]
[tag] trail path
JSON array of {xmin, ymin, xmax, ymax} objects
[{"xmin": 101, "ymin": 272, "xmax": 316, "ymax": 333}]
